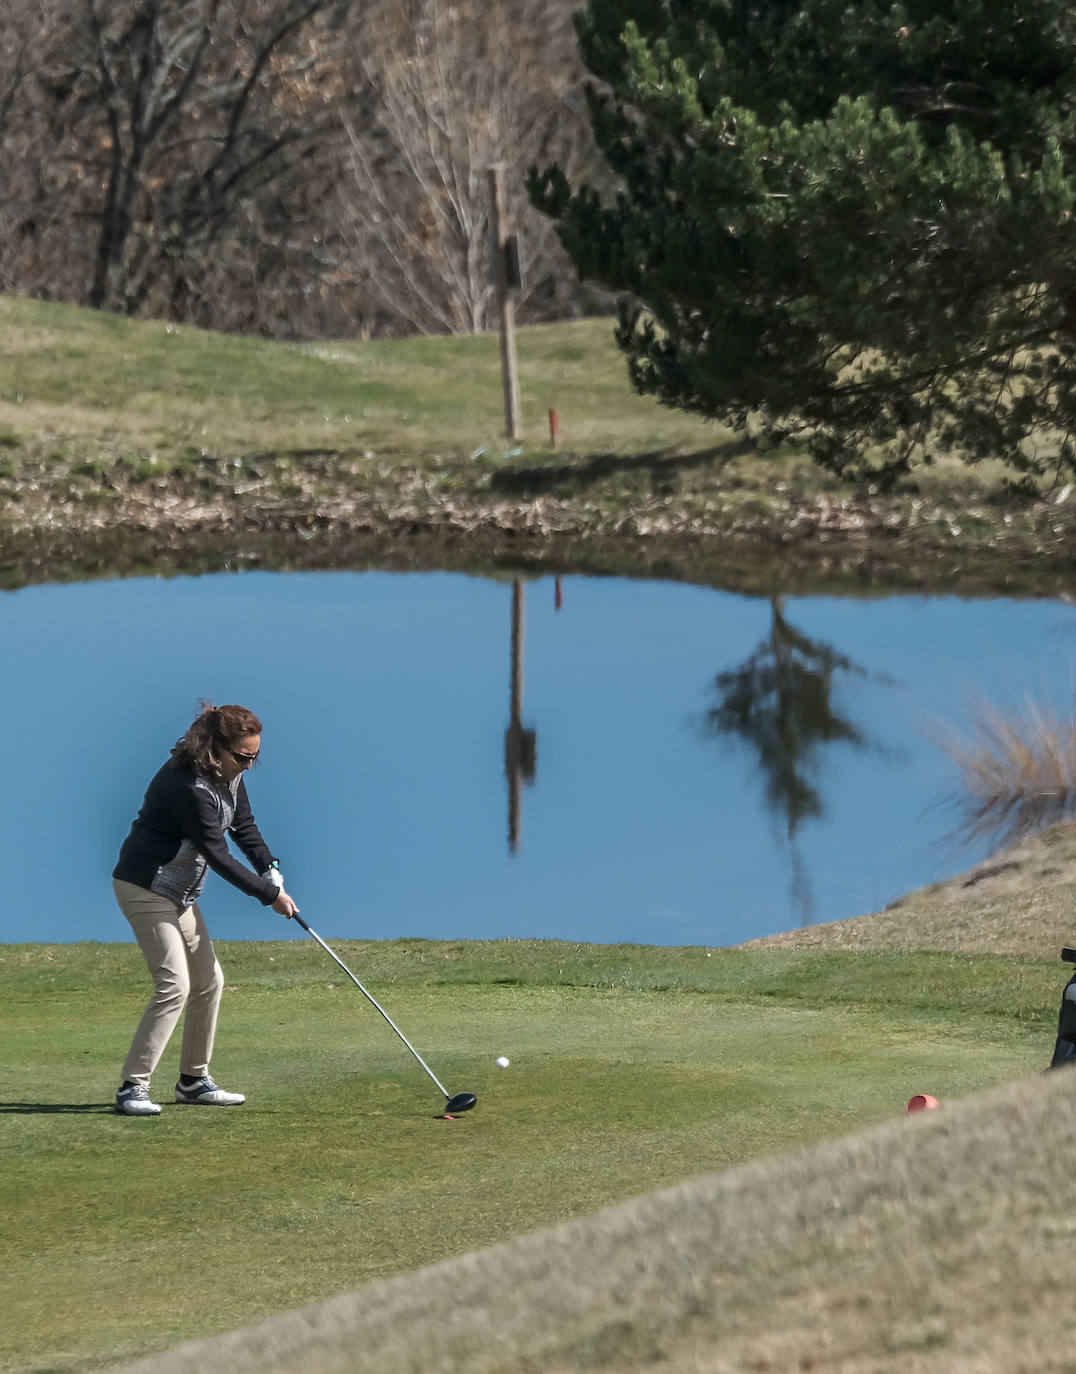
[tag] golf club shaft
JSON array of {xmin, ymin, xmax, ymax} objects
[{"xmin": 291, "ymin": 914, "xmax": 451, "ymax": 1099}]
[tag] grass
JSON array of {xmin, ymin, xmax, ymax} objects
[
  {"xmin": 0, "ymin": 296, "xmax": 710, "ymax": 468},
  {"xmin": 0, "ymin": 936, "xmax": 1057, "ymax": 1372},
  {"xmin": 2, "ymin": 293, "xmax": 1074, "ymax": 594},
  {"xmin": 934, "ymin": 692, "xmax": 1076, "ymax": 849}
]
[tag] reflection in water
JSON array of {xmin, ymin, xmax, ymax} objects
[
  {"xmin": 704, "ymin": 597, "xmax": 870, "ymax": 925},
  {"xmin": 504, "ymin": 579, "xmax": 538, "ymax": 852}
]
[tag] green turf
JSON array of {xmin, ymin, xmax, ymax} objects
[
  {"xmin": 0, "ymin": 295, "xmax": 712, "ymax": 462},
  {"xmin": 0, "ymin": 939, "xmax": 1056, "ymax": 1373}
]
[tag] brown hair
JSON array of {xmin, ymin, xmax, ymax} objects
[{"xmin": 170, "ymin": 700, "xmax": 262, "ymax": 780}]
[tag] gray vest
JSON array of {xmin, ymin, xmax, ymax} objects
[{"xmin": 149, "ymin": 775, "xmax": 240, "ymax": 909}]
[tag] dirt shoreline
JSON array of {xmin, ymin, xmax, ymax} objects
[{"xmin": 3, "ymin": 483, "xmax": 1075, "ymax": 595}]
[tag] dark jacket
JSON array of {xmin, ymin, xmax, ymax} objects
[{"xmin": 114, "ymin": 760, "xmax": 280, "ymax": 907}]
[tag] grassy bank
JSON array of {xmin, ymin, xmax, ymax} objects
[
  {"xmin": 743, "ymin": 820, "xmax": 1076, "ymax": 958},
  {"xmin": 2, "ymin": 295, "xmax": 1074, "ymax": 594},
  {"xmin": 1, "ymin": 935, "xmax": 1056, "ymax": 1373},
  {"xmin": 111, "ymin": 1066, "xmax": 1076, "ymax": 1374}
]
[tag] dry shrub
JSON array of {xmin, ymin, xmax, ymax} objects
[{"xmin": 937, "ymin": 691, "xmax": 1076, "ymax": 848}]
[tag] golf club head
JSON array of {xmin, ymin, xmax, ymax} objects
[{"xmin": 444, "ymin": 1092, "xmax": 477, "ymax": 1114}]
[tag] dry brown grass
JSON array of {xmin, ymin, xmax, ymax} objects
[{"xmin": 933, "ymin": 695, "xmax": 1076, "ymax": 853}]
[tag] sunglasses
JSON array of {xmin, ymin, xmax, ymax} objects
[{"xmin": 226, "ymin": 746, "xmax": 259, "ymax": 764}]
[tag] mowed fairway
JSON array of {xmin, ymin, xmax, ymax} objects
[{"xmin": 1, "ymin": 938, "xmax": 1055, "ymax": 1372}]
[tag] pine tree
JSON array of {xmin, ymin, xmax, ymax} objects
[{"xmin": 530, "ymin": 0, "xmax": 1076, "ymax": 487}]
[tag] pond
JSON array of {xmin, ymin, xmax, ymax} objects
[{"xmin": 3, "ymin": 569, "xmax": 1074, "ymax": 947}]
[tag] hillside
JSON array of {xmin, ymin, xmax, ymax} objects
[{"xmin": 110, "ymin": 1066, "xmax": 1076, "ymax": 1374}]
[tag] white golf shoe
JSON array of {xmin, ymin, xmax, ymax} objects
[
  {"xmin": 174, "ymin": 1075, "xmax": 245, "ymax": 1106},
  {"xmin": 115, "ymin": 1083, "xmax": 162, "ymax": 1116}
]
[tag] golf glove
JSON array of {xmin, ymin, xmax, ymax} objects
[{"xmin": 262, "ymin": 862, "xmax": 285, "ymax": 892}]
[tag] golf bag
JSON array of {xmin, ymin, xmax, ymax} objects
[{"xmin": 1049, "ymin": 947, "xmax": 1076, "ymax": 1068}]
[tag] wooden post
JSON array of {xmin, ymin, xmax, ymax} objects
[{"xmin": 489, "ymin": 165, "xmax": 523, "ymax": 442}]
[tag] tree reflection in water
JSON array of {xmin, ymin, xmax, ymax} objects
[{"xmin": 704, "ymin": 597, "xmax": 871, "ymax": 925}]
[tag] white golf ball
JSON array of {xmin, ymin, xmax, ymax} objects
[{"xmin": 495, "ymin": 1056, "xmax": 510, "ymax": 1068}]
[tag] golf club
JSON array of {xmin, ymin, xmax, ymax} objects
[{"xmin": 290, "ymin": 913, "xmax": 477, "ymax": 1116}]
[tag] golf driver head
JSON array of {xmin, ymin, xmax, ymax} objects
[{"xmin": 445, "ymin": 1092, "xmax": 477, "ymax": 1114}]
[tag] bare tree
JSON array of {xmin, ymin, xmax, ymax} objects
[
  {"xmin": 338, "ymin": 0, "xmax": 595, "ymax": 335},
  {"xmin": 0, "ymin": 0, "xmax": 356, "ymax": 321},
  {"xmin": 0, "ymin": 0, "xmax": 83, "ymax": 300},
  {"xmin": 79, "ymin": 0, "xmax": 356, "ymax": 315}
]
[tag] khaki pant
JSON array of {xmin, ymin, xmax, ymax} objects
[{"xmin": 114, "ymin": 878, "xmax": 224, "ymax": 1089}]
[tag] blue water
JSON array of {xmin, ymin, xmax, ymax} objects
[{"xmin": 3, "ymin": 569, "xmax": 1074, "ymax": 946}]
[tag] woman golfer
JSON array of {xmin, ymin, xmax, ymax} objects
[{"xmin": 111, "ymin": 702, "xmax": 299, "ymax": 1116}]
